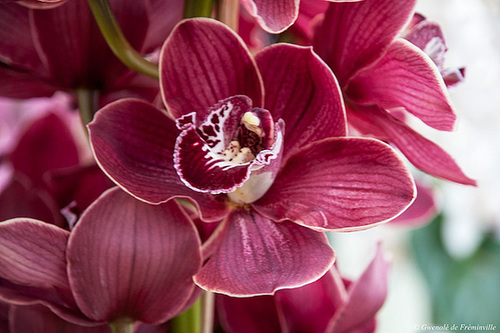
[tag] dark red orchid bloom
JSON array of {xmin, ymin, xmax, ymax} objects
[
  {"xmin": 313, "ymin": 0, "xmax": 475, "ymax": 186},
  {"xmin": 0, "ymin": 0, "xmax": 183, "ymax": 102},
  {"xmin": 0, "ymin": 187, "xmax": 201, "ymax": 327},
  {"xmin": 217, "ymin": 244, "xmax": 389, "ymax": 333},
  {"xmin": 0, "ymin": 0, "xmax": 66, "ymax": 9},
  {"xmin": 89, "ymin": 18, "xmax": 415, "ymax": 296}
]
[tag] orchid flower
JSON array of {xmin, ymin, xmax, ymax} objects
[
  {"xmin": 89, "ymin": 18, "xmax": 415, "ymax": 296},
  {"xmin": 312, "ymin": 0, "xmax": 476, "ymax": 185},
  {"xmin": 0, "ymin": 187, "xmax": 202, "ymax": 328},
  {"xmin": 217, "ymin": 245, "xmax": 389, "ymax": 333},
  {"xmin": 0, "ymin": 0, "xmax": 67, "ymax": 9},
  {"xmin": 0, "ymin": 0, "xmax": 182, "ymax": 102}
]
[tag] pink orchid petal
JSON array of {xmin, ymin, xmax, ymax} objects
[
  {"xmin": 349, "ymin": 104, "xmax": 476, "ymax": 185},
  {"xmin": 10, "ymin": 112, "xmax": 79, "ymax": 188},
  {"xmin": 30, "ymin": 0, "xmax": 148, "ymax": 89},
  {"xmin": 10, "ymin": 304, "xmax": 109, "ymax": 333},
  {"xmin": 345, "ymin": 39, "xmax": 456, "ymax": 131},
  {"xmin": 160, "ymin": 18, "xmax": 263, "ymax": 119},
  {"xmin": 88, "ymin": 98, "xmax": 230, "ymax": 221},
  {"xmin": 194, "ymin": 209, "xmax": 335, "ymax": 296},
  {"xmin": 313, "ymin": 0, "xmax": 417, "ymax": 84},
  {"xmin": 327, "ymin": 245, "xmax": 389, "ymax": 333},
  {"xmin": 274, "ymin": 271, "xmax": 341, "ymax": 333},
  {"xmin": 255, "ymin": 43, "xmax": 347, "ymax": 160},
  {"xmin": 404, "ymin": 20, "xmax": 446, "ymax": 69},
  {"xmin": 0, "ymin": 219, "xmax": 69, "ymax": 290},
  {"xmin": 217, "ymin": 294, "xmax": 282, "ymax": 333},
  {"xmin": 240, "ymin": 0, "xmax": 300, "ymax": 33},
  {"xmin": 254, "ymin": 137, "xmax": 416, "ymax": 231},
  {"xmin": 390, "ymin": 180, "xmax": 437, "ymax": 227},
  {"xmin": 67, "ymin": 188, "xmax": 202, "ymax": 324},
  {"xmin": 143, "ymin": 0, "xmax": 183, "ymax": 52}
]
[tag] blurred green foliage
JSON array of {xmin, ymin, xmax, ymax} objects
[{"xmin": 411, "ymin": 214, "xmax": 500, "ymax": 329}]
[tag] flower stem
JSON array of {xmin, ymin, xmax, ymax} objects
[
  {"xmin": 108, "ymin": 318, "xmax": 134, "ymax": 333},
  {"xmin": 184, "ymin": 0, "xmax": 214, "ymax": 18},
  {"xmin": 202, "ymin": 291, "xmax": 215, "ymax": 333},
  {"xmin": 86, "ymin": 0, "xmax": 159, "ymax": 79},
  {"xmin": 170, "ymin": 296, "xmax": 202, "ymax": 333},
  {"xmin": 76, "ymin": 88, "xmax": 99, "ymax": 128},
  {"xmin": 215, "ymin": 0, "xmax": 239, "ymax": 31}
]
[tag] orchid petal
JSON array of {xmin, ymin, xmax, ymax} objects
[
  {"xmin": 255, "ymin": 44, "xmax": 347, "ymax": 160},
  {"xmin": 274, "ymin": 271, "xmax": 341, "ymax": 333},
  {"xmin": 345, "ymin": 39, "xmax": 456, "ymax": 131},
  {"xmin": 67, "ymin": 188, "xmax": 202, "ymax": 324},
  {"xmin": 404, "ymin": 20, "xmax": 446, "ymax": 69},
  {"xmin": 0, "ymin": 65, "xmax": 56, "ymax": 98},
  {"xmin": 160, "ymin": 18, "xmax": 263, "ymax": 119},
  {"xmin": 254, "ymin": 137, "xmax": 416, "ymax": 231},
  {"xmin": 10, "ymin": 304, "xmax": 109, "ymax": 333},
  {"xmin": 327, "ymin": 245, "xmax": 389, "ymax": 333},
  {"xmin": 11, "ymin": 112, "xmax": 79, "ymax": 188},
  {"xmin": 240, "ymin": 0, "xmax": 300, "ymax": 33},
  {"xmin": 217, "ymin": 294, "xmax": 281, "ymax": 333},
  {"xmin": 0, "ymin": 173, "xmax": 62, "ymax": 226},
  {"xmin": 194, "ymin": 209, "xmax": 335, "ymax": 296},
  {"xmin": 313, "ymin": 0, "xmax": 417, "ymax": 84},
  {"xmin": 349, "ymin": 105, "xmax": 476, "ymax": 185},
  {"xmin": 143, "ymin": 0, "xmax": 183, "ymax": 52},
  {"xmin": 88, "ymin": 98, "xmax": 230, "ymax": 221},
  {"xmin": 389, "ymin": 180, "xmax": 437, "ymax": 227},
  {"xmin": 0, "ymin": 219, "xmax": 72, "ymax": 301}
]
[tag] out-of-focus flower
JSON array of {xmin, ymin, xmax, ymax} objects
[
  {"xmin": 312, "ymin": 0, "xmax": 475, "ymax": 186},
  {"xmin": 0, "ymin": 187, "xmax": 201, "ymax": 327},
  {"xmin": 217, "ymin": 244, "xmax": 389, "ymax": 333},
  {"xmin": 89, "ymin": 18, "xmax": 415, "ymax": 296},
  {"xmin": 0, "ymin": 0, "xmax": 183, "ymax": 103}
]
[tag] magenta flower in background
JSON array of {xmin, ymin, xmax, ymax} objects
[
  {"xmin": 89, "ymin": 18, "xmax": 415, "ymax": 296},
  {"xmin": 313, "ymin": 0, "xmax": 475, "ymax": 185},
  {"xmin": 0, "ymin": 0, "xmax": 183, "ymax": 102},
  {"xmin": 217, "ymin": 245, "xmax": 389, "ymax": 333},
  {"xmin": 0, "ymin": 187, "xmax": 201, "ymax": 327}
]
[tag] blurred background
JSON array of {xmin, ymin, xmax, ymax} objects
[{"xmin": 329, "ymin": 0, "xmax": 500, "ymax": 331}]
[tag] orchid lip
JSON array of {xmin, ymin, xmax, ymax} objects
[{"xmin": 173, "ymin": 96, "xmax": 284, "ymax": 201}]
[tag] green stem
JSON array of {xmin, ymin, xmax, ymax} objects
[
  {"xmin": 87, "ymin": 0, "xmax": 159, "ymax": 79},
  {"xmin": 108, "ymin": 318, "xmax": 134, "ymax": 333},
  {"xmin": 76, "ymin": 88, "xmax": 99, "ymax": 129},
  {"xmin": 184, "ymin": 0, "xmax": 214, "ymax": 18},
  {"xmin": 170, "ymin": 296, "xmax": 202, "ymax": 333}
]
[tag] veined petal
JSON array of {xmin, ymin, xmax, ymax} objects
[
  {"xmin": 160, "ymin": 18, "xmax": 263, "ymax": 119},
  {"xmin": 313, "ymin": 0, "xmax": 417, "ymax": 84},
  {"xmin": 349, "ymin": 104, "xmax": 476, "ymax": 186},
  {"xmin": 345, "ymin": 39, "xmax": 456, "ymax": 131},
  {"xmin": 254, "ymin": 137, "xmax": 416, "ymax": 231},
  {"xmin": 255, "ymin": 44, "xmax": 346, "ymax": 160},
  {"xmin": 390, "ymin": 180, "xmax": 438, "ymax": 227},
  {"xmin": 67, "ymin": 188, "xmax": 202, "ymax": 324},
  {"xmin": 88, "ymin": 98, "xmax": 230, "ymax": 221},
  {"xmin": 327, "ymin": 244, "xmax": 389, "ymax": 333},
  {"xmin": 194, "ymin": 209, "xmax": 335, "ymax": 296},
  {"xmin": 0, "ymin": 219, "xmax": 70, "ymax": 291},
  {"xmin": 0, "ymin": 65, "xmax": 56, "ymax": 98},
  {"xmin": 240, "ymin": 0, "xmax": 300, "ymax": 34}
]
